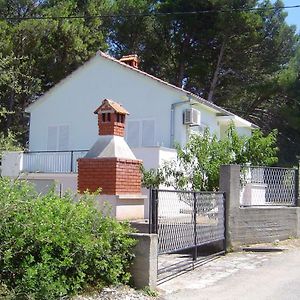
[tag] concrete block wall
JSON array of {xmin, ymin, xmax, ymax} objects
[
  {"xmin": 228, "ymin": 207, "xmax": 299, "ymax": 246},
  {"xmin": 129, "ymin": 233, "xmax": 158, "ymax": 288},
  {"xmin": 220, "ymin": 165, "xmax": 300, "ymax": 249}
]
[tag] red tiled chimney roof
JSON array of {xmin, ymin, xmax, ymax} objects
[
  {"xmin": 94, "ymin": 99, "xmax": 129, "ymax": 115},
  {"xmin": 94, "ymin": 99, "xmax": 128, "ymax": 137},
  {"xmin": 119, "ymin": 54, "xmax": 139, "ymax": 69}
]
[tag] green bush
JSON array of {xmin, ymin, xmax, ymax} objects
[
  {"xmin": 142, "ymin": 124, "xmax": 278, "ymax": 191},
  {"xmin": 0, "ymin": 178, "xmax": 136, "ymax": 299}
]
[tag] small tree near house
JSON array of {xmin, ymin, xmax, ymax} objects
[{"xmin": 142, "ymin": 124, "xmax": 278, "ymax": 191}]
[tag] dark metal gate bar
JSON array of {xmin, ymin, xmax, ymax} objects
[{"xmin": 149, "ymin": 189, "xmax": 226, "ymax": 281}]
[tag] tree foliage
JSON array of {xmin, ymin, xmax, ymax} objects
[
  {"xmin": 0, "ymin": 0, "xmax": 299, "ymax": 163},
  {"xmin": 142, "ymin": 125, "xmax": 278, "ymax": 191},
  {"xmin": 0, "ymin": 0, "xmax": 110, "ymax": 141},
  {"xmin": 107, "ymin": 0, "xmax": 299, "ymax": 163}
]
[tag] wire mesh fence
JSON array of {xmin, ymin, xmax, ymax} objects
[
  {"xmin": 150, "ymin": 189, "xmax": 225, "ymax": 254},
  {"xmin": 240, "ymin": 166, "xmax": 298, "ymax": 206}
]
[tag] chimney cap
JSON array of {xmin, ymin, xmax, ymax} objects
[
  {"xmin": 120, "ymin": 54, "xmax": 139, "ymax": 61},
  {"xmin": 94, "ymin": 99, "xmax": 129, "ymax": 115},
  {"xmin": 119, "ymin": 54, "xmax": 139, "ymax": 68}
]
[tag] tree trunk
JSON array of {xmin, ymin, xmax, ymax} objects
[
  {"xmin": 6, "ymin": 91, "xmax": 15, "ymax": 133},
  {"xmin": 207, "ymin": 39, "xmax": 226, "ymax": 103},
  {"xmin": 177, "ymin": 34, "xmax": 190, "ymax": 88}
]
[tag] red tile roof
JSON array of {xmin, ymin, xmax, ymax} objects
[{"xmin": 94, "ymin": 99, "xmax": 129, "ymax": 115}]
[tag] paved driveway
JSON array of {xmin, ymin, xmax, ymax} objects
[{"xmin": 159, "ymin": 240, "xmax": 300, "ymax": 300}]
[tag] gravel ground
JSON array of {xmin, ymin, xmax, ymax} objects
[{"xmin": 73, "ymin": 285, "xmax": 155, "ymax": 300}]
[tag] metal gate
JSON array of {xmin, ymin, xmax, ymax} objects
[{"xmin": 149, "ymin": 189, "xmax": 226, "ymax": 282}]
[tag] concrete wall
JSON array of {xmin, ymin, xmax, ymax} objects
[
  {"xmin": 229, "ymin": 207, "xmax": 299, "ymax": 246},
  {"xmin": 1, "ymin": 151, "xmax": 23, "ymax": 177},
  {"xmin": 20, "ymin": 173, "xmax": 78, "ymax": 194},
  {"xmin": 129, "ymin": 233, "xmax": 158, "ymax": 288},
  {"xmin": 93, "ymin": 194, "xmax": 146, "ymax": 221},
  {"xmin": 220, "ymin": 165, "xmax": 300, "ymax": 249},
  {"xmin": 132, "ymin": 146, "xmax": 177, "ymax": 170}
]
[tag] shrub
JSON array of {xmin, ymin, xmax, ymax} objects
[{"xmin": 0, "ymin": 178, "xmax": 136, "ymax": 299}]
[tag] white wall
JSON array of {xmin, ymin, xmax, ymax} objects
[
  {"xmin": 132, "ymin": 146, "xmax": 177, "ymax": 169},
  {"xmin": 236, "ymin": 126, "xmax": 252, "ymax": 137},
  {"xmin": 28, "ymin": 55, "xmax": 252, "ymax": 152},
  {"xmin": 220, "ymin": 123, "xmax": 252, "ymax": 139},
  {"xmin": 1, "ymin": 151, "xmax": 24, "ymax": 177},
  {"xmin": 28, "ymin": 56, "xmax": 189, "ymax": 151}
]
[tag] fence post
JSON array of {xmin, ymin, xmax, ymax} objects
[
  {"xmin": 70, "ymin": 151, "xmax": 74, "ymax": 173},
  {"xmin": 193, "ymin": 192, "xmax": 198, "ymax": 262},
  {"xmin": 222, "ymin": 192, "xmax": 227, "ymax": 252},
  {"xmin": 219, "ymin": 165, "xmax": 241, "ymax": 250}
]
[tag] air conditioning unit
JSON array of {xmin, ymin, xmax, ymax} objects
[{"xmin": 183, "ymin": 108, "xmax": 201, "ymax": 125}]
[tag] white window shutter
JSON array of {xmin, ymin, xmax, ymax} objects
[
  {"xmin": 47, "ymin": 126, "xmax": 58, "ymax": 150},
  {"xmin": 58, "ymin": 125, "xmax": 69, "ymax": 150},
  {"xmin": 127, "ymin": 121, "xmax": 140, "ymax": 147},
  {"xmin": 142, "ymin": 120, "xmax": 155, "ymax": 146}
]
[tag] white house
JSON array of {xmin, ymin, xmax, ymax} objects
[{"xmin": 1, "ymin": 51, "xmax": 256, "ymax": 193}]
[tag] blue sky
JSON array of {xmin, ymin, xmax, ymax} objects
[{"xmin": 280, "ymin": 0, "xmax": 300, "ymax": 32}]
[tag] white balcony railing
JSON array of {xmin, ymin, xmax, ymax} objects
[
  {"xmin": 22, "ymin": 150, "xmax": 88, "ymax": 173},
  {"xmin": 2, "ymin": 146, "xmax": 177, "ymax": 176}
]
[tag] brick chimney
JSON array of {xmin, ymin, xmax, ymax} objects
[
  {"xmin": 77, "ymin": 99, "xmax": 141, "ymax": 195},
  {"xmin": 94, "ymin": 99, "xmax": 128, "ymax": 137},
  {"xmin": 119, "ymin": 54, "xmax": 139, "ymax": 69}
]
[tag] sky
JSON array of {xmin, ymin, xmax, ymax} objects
[{"xmin": 281, "ymin": 0, "xmax": 300, "ymax": 32}]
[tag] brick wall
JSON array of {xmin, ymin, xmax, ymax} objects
[
  {"xmin": 97, "ymin": 114, "xmax": 125, "ymax": 136},
  {"xmin": 78, "ymin": 157, "xmax": 141, "ymax": 195}
]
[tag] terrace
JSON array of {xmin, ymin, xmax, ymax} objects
[{"xmin": 1, "ymin": 147, "xmax": 177, "ymax": 176}]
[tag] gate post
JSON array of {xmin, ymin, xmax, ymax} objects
[
  {"xmin": 219, "ymin": 165, "xmax": 241, "ymax": 250},
  {"xmin": 296, "ymin": 157, "xmax": 300, "ymax": 207},
  {"xmin": 149, "ymin": 189, "xmax": 158, "ymax": 234}
]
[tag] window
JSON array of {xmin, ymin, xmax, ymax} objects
[
  {"xmin": 47, "ymin": 126, "xmax": 58, "ymax": 150},
  {"xmin": 101, "ymin": 113, "xmax": 111, "ymax": 122},
  {"xmin": 58, "ymin": 125, "xmax": 69, "ymax": 150},
  {"xmin": 47, "ymin": 125, "xmax": 69, "ymax": 151},
  {"xmin": 126, "ymin": 119, "xmax": 155, "ymax": 147},
  {"xmin": 127, "ymin": 121, "xmax": 140, "ymax": 147},
  {"xmin": 142, "ymin": 120, "xmax": 155, "ymax": 147},
  {"xmin": 116, "ymin": 113, "xmax": 124, "ymax": 123}
]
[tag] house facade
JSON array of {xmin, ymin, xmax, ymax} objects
[
  {"xmin": 26, "ymin": 51, "xmax": 254, "ymax": 153},
  {"xmin": 1, "ymin": 51, "xmax": 256, "ymax": 194}
]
